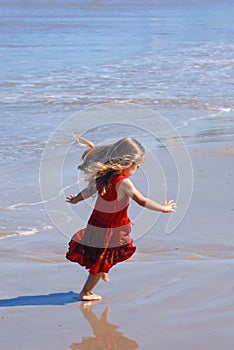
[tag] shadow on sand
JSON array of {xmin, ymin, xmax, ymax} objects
[{"xmin": 0, "ymin": 291, "xmax": 81, "ymax": 307}]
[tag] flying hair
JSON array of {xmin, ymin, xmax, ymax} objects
[
  {"xmin": 77, "ymin": 136, "xmax": 95, "ymax": 160},
  {"xmin": 77, "ymin": 136, "xmax": 95, "ymax": 150},
  {"xmin": 77, "ymin": 136, "xmax": 145, "ymax": 194}
]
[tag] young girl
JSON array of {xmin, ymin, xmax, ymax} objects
[{"xmin": 66, "ymin": 137, "xmax": 176, "ymax": 301}]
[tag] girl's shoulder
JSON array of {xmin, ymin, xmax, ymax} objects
[
  {"xmin": 115, "ymin": 177, "xmax": 133, "ymax": 200},
  {"xmin": 112, "ymin": 173, "xmax": 129, "ymax": 188},
  {"xmin": 112, "ymin": 173, "xmax": 126, "ymax": 183}
]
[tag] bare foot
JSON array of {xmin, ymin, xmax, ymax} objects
[
  {"xmin": 102, "ymin": 272, "xmax": 110, "ymax": 282},
  {"xmin": 80, "ymin": 291, "xmax": 102, "ymax": 301}
]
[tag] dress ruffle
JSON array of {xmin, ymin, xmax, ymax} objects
[{"xmin": 66, "ymin": 234, "xmax": 136, "ymax": 275}]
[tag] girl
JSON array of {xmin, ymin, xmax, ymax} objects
[{"xmin": 66, "ymin": 137, "xmax": 176, "ymax": 301}]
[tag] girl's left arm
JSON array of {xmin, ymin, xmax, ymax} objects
[
  {"xmin": 118, "ymin": 178, "xmax": 176, "ymax": 213},
  {"xmin": 66, "ymin": 182, "xmax": 96, "ymax": 204}
]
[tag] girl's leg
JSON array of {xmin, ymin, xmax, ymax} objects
[{"xmin": 80, "ymin": 273, "xmax": 102, "ymax": 301}]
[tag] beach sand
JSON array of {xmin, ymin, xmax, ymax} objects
[{"xmin": 0, "ymin": 141, "xmax": 233, "ymax": 350}]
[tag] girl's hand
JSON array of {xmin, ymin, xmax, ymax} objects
[
  {"xmin": 162, "ymin": 200, "xmax": 176, "ymax": 213},
  {"xmin": 66, "ymin": 194, "xmax": 79, "ymax": 204}
]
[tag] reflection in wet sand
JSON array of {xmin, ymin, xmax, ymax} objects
[{"xmin": 70, "ymin": 302, "xmax": 139, "ymax": 350}]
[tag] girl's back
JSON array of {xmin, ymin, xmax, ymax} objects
[{"xmin": 89, "ymin": 173, "xmax": 130, "ymax": 229}]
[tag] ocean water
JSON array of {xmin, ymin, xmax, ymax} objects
[{"xmin": 0, "ymin": 0, "xmax": 233, "ymax": 240}]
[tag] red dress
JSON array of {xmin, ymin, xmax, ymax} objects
[{"xmin": 66, "ymin": 174, "xmax": 136, "ymax": 275}]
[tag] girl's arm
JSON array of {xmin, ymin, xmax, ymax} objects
[
  {"xmin": 118, "ymin": 178, "xmax": 176, "ymax": 213},
  {"xmin": 66, "ymin": 183, "xmax": 97, "ymax": 204}
]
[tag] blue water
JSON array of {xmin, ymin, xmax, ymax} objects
[
  {"xmin": 1, "ymin": 1, "xmax": 233, "ymax": 124},
  {"xmin": 0, "ymin": 0, "xmax": 233, "ymax": 238}
]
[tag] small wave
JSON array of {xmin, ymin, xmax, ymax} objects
[
  {"xmin": 0, "ymin": 225, "xmax": 54, "ymax": 240},
  {"xmin": 206, "ymin": 107, "xmax": 231, "ymax": 112},
  {"xmin": 5, "ymin": 200, "xmax": 48, "ymax": 210},
  {"xmin": 3, "ymin": 183, "xmax": 78, "ymax": 212},
  {"xmin": 177, "ymin": 108, "xmax": 233, "ymax": 130}
]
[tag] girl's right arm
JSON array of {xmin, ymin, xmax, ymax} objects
[
  {"xmin": 66, "ymin": 182, "xmax": 97, "ymax": 204},
  {"xmin": 118, "ymin": 178, "xmax": 176, "ymax": 213}
]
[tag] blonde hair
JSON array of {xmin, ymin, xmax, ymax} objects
[{"xmin": 77, "ymin": 136, "xmax": 145, "ymax": 194}]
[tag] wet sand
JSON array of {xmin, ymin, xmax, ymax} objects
[{"xmin": 0, "ymin": 142, "xmax": 233, "ymax": 349}]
